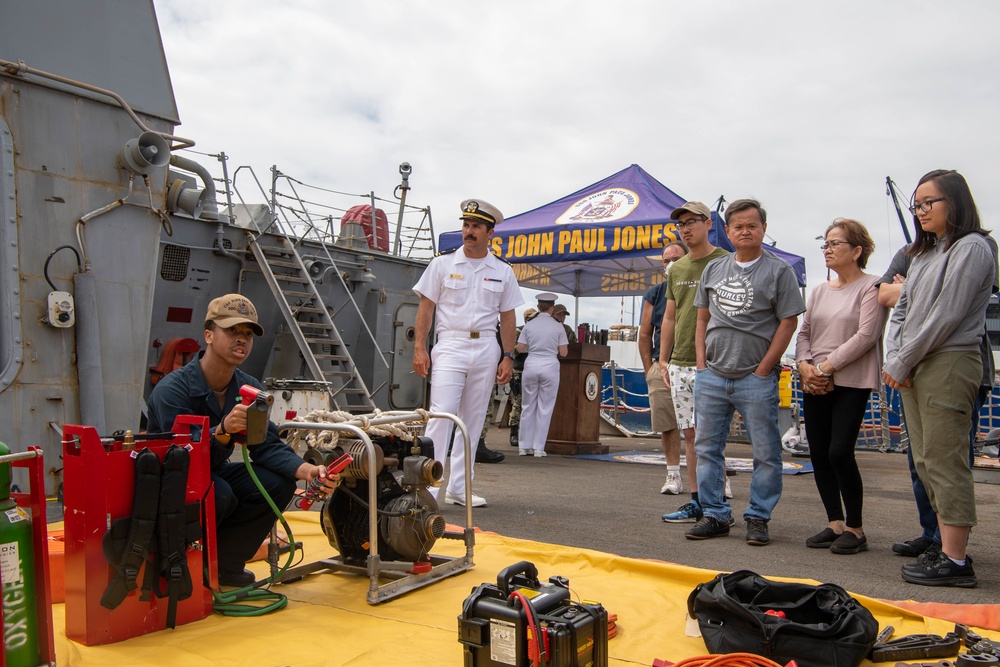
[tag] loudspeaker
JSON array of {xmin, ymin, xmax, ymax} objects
[
  {"xmin": 120, "ymin": 132, "xmax": 170, "ymax": 174},
  {"xmin": 305, "ymin": 259, "xmax": 327, "ymax": 278},
  {"xmin": 167, "ymin": 179, "xmax": 208, "ymax": 219}
]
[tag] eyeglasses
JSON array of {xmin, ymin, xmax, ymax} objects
[
  {"xmin": 908, "ymin": 197, "xmax": 945, "ymax": 215},
  {"xmin": 819, "ymin": 240, "xmax": 855, "ymax": 251},
  {"xmin": 675, "ymin": 217, "xmax": 707, "ymax": 229}
]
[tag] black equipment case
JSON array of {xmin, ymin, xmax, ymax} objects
[{"xmin": 458, "ymin": 561, "xmax": 608, "ymax": 667}]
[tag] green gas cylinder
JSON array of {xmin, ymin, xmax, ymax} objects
[{"xmin": 0, "ymin": 442, "xmax": 40, "ymax": 667}]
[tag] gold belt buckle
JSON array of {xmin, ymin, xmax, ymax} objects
[{"xmin": 469, "ymin": 332, "xmax": 480, "ymax": 339}]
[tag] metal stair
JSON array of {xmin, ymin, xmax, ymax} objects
[{"xmin": 248, "ymin": 235, "xmax": 376, "ymax": 414}]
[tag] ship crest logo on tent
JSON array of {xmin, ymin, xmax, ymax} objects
[{"xmin": 556, "ymin": 188, "xmax": 639, "ymax": 225}]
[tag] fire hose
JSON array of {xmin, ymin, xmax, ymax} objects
[
  {"xmin": 654, "ymin": 656, "xmax": 791, "ymax": 667},
  {"xmin": 208, "ymin": 443, "xmax": 296, "ymax": 616},
  {"xmin": 209, "ymin": 385, "xmax": 329, "ymax": 617}
]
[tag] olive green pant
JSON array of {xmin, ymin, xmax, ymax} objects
[{"xmin": 899, "ymin": 351, "xmax": 980, "ymax": 527}]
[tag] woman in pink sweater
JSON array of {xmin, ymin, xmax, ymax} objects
[{"xmin": 795, "ymin": 219, "xmax": 889, "ymax": 555}]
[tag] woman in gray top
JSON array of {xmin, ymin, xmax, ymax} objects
[{"xmin": 883, "ymin": 169, "xmax": 995, "ymax": 588}]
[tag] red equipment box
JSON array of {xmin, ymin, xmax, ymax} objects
[{"xmin": 62, "ymin": 417, "xmax": 217, "ymax": 646}]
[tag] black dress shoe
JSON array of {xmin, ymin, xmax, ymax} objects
[
  {"xmin": 475, "ymin": 442, "xmax": 505, "ymax": 463},
  {"xmin": 218, "ymin": 568, "xmax": 256, "ymax": 587}
]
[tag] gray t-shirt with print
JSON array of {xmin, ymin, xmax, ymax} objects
[{"xmin": 695, "ymin": 249, "xmax": 805, "ymax": 379}]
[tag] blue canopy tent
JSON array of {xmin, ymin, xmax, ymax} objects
[{"xmin": 439, "ymin": 164, "xmax": 807, "ymax": 301}]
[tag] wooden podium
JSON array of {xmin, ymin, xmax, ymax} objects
[{"xmin": 546, "ymin": 342, "xmax": 611, "ymax": 455}]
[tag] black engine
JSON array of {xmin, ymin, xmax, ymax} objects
[{"xmin": 310, "ymin": 434, "xmax": 446, "ymax": 566}]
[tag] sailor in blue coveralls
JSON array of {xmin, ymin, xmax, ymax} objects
[
  {"xmin": 413, "ymin": 199, "xmax": 524, "ymax": 507},
  {"xmin": 148, "ymin": 294, "xmax": 340, "ymax": 587}
]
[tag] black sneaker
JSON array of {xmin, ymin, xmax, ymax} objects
[
  {"xmin": 685, "ymin": 515, "xmax": 731, "ymax": 540},
  {"xmin": 915, "ymin": 543, "xmax": 942, "ymax": 565},
  {"xmin": 745, "ymin": 518, "xmax": 770, "ymax": 546},
  {"xmin": 903, "ymin": 544, "xmax": 972, "ymax": 568},
  {"xmin": 891, "ymin": 535, "xmax": 935, "ymax": 557},
  {"xmin": 901, "ymin": 550, "xmax": 977, "ymax": 588}
]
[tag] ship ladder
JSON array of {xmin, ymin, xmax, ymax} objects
[{"xmin": 248, "ymin": 236, "xmax": 376, "ymax": 414}]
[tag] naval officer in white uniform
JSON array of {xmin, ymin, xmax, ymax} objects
[
  {"xmin": 413, "ymin": 199, "xmax": 523, "ymax": 507},
  {"xmin": 516, "ymin": 293, "xmax": 568, "ymax": 457}
]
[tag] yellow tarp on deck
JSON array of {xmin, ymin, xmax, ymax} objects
[{"xmin": 53, "ymin": 512, "xmax": 997, "ymax": 666}]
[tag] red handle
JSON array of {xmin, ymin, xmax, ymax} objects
[{"xmin": 297, "ymin": 453, "xmax": 353, "ymax": 510}]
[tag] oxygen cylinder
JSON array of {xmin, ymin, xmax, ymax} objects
[{"xmin": 0, "ymin": 442, "xmax": 40, "ymax": 667}]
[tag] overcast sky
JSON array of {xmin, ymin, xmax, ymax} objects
[{"xmin": 154, "ymin": 0, "xmax": 1000, "ymax": 333}]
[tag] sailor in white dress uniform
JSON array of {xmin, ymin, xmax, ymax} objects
[
  {"xmin": 413, "ymin": 199, "xmax": 523, "ymax": 507},
  {"xmin": 516, "ymin": 294, "xmax": 568, "ymax": 456}
]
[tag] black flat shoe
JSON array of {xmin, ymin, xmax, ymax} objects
[
  {"xmin": 830, "ymin": 532, "xmax": 868, "ymax": 555},
  {"xmin": 805, "ymin": 527, "xmax": 841, "ymax": 549}
]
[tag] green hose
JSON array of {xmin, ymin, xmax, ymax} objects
[{"xmin": 209, "ymin": 446, "xmax": 299, "ymax": 616}]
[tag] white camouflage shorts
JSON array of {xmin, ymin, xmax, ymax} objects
[{"xmin": 668, "ymin": 364, "xmax": 697, "ymax": 430}]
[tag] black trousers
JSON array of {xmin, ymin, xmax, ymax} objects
[
  {"xmin": 802, "ymin": 386, "xmax": 872, "ymax": 528},
  {"xmin": 212, "ymin": 461, "xmax": 296, "ymax": 572}
]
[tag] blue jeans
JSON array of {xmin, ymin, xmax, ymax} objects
[
  {"xmin": 907, "ymin": 385, "xmax": 986, "ymax": 543},
  {"xmin": 693, "ymin": 368, "xmax": 784, "ymax": 522}
]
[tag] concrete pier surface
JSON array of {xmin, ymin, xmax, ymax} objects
[{"xmin": 443, "ymin": 429, "xmax": 1000, "ymax": 606}]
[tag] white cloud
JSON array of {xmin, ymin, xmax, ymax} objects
[{"xmin": 154, "ymin": 0, "xmax": 1000, "ymax": 333}]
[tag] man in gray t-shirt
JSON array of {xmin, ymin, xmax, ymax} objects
[
  {"xmin": 698, "ymin": 252, "xmax": 804, "ymax": 378},
  {"xmin": 685, "ymin": 199, "xmax": 805, "ymax": 546}
]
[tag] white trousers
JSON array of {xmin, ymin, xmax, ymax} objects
[
  {"xmin": 519, "ymin": 360, "xmax": 560, "ymax": 452},
  {"xmin": 423, "ymin": 337, "xmax": 499, "ymax": 496}
]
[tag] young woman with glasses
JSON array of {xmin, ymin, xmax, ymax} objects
[{"xmin": 883, "ymin": 169, "xmax": 996, "ymax": 587}]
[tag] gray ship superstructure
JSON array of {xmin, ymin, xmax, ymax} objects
[{"xmin": 1, "ymin": 1, "xmax": 432, "ymax": 494}]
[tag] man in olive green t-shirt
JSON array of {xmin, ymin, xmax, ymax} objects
[{"xmin": 657, "ymin": 201, "xmax": 729, "ymax": 523}]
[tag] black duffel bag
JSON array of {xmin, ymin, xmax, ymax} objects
[{"xmin": 687, "ymin": 570, "xmax": 879, "ymax": 667}]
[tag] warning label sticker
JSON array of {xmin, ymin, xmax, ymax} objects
[
  {"xmin": 3, "ymin": 508, "xmax": 26, "ymax": 523},
  {"xmin": 0, "ymin": 542, "xmax": 21, "ymax": 584},
  {"xmin": 490, "ymin": 618, "xmax": 517, "ymax": 665}
]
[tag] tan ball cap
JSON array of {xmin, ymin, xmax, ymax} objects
[
  {"xmin": 669, "ymin": 201, "xmax": 712, "ymax": 221},
  {"xmin": 205, "ymin": 293, "xmax": 264, "ymax": 336}
]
